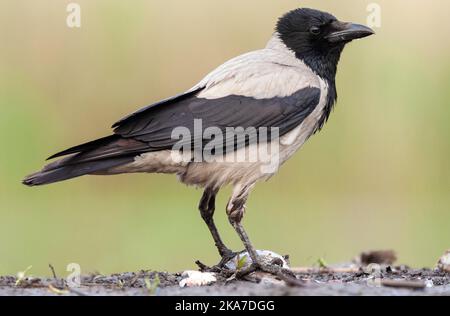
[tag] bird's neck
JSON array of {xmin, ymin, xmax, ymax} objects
[
  {"xmin": 302, "ymin": 54, "xmax": 338, "ymax": 84},
  {"xmin": 266, "ymin": 34, "xmax": 340, "ymax": 86},
  {"xmin": 266, "ymin": 34, "xmax": 339, "ymax": 130}
]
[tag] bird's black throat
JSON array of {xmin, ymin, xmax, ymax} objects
[
  {"xmin": 296, "ymin": 47, "xmax": 342, "ymax": 133},
  {"xmin": 297, "ymin": 46, "xmax": 343, "ymax": 84}
]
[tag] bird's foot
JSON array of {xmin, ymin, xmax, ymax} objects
[
  {"xmin": 217, "ymin": 250, "xmax": 240, "ymax": 268},
  {"xmin": 195, "ymin": 250, "xmax": 239, "ymax": 273},
  {"xmin": 196, "ymin": 250, "xmax": 303, "ymax": 286},
  {"xmin": 232, "ymin": 260, "xmax": 304, "ymax": 287},
  {"xmin": 219, "ymin": 250, "xmax": 303, "ymax": 286}
]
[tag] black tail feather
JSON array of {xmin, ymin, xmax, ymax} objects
[
  {"xmin": 47, "ymin": 135, "xmax": 120, "ymax": 160},
  {"xmin": 23, "ymin": 155, "xmax": 135, "ymax": 186},
  {"xmin": 23, "ymin": 134, "xmax": 148, "ymax": 186}
]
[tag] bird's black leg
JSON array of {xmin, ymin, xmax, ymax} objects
[
  {"xmin": 199, "ymin": 188, "xmax": 235, "ymax": 264},
  {"xmin": 226, "ymin": 184, "xmax": 300, "ymax": 283},
  {"xmin": 226, "ymin": 185, "xmax": 260, "ymax": 265}
]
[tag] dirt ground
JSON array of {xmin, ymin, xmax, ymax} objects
[{"xmin": 1, "ymin": 264, "xmax": 449, "ymax": 296}]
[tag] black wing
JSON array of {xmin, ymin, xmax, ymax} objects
[
  {"xmin": 112, "ymin": 87, "xmax": 321, "ymax": 152},
  {"xmin": 23, "ymin": 87, "xmax": 321, "ymax": 186}
]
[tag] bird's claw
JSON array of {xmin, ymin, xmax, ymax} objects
[
  {"xmin": 195, "ymin": 250, "xmax": 238, "ymax": 273},
  {"xmin": 196, "ymin": 250, "xmax": 302, "ymax": 286},
  {"xmin": 234, "ymin": 261, "xmax": 304, "ymax": 286}
]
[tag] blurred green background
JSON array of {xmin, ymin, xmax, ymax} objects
[{"xmin": 0, "ymin": 0, "xmax": 449, "ymax": 277}]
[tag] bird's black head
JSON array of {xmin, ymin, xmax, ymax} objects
[{"xmin": 276, "ymin": 8, "xmax": 374, "ymax": 81}]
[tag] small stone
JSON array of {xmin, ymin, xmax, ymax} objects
[
  {"xmin": 179, "ymin": 270, "xmax": 217, "ymax": 287},
  {"xmin": 437, "ymin": 250, "xmax": 450, "ymax": 272},
  {"xmin": 359, "ymin": 250, "xmax": 397, "ymax": 266}
]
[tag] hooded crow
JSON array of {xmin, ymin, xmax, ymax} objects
[{"xmin": 23, "ymin": 8, "xmax": 374, "ymax": 271}]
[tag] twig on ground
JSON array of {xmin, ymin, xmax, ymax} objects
[
  {"xmin": 380, "ymin": 279, "xmax": 426, "ymax": 290},
  {"xmin": 128, "ymin": 272, "xmax": 142, "ymax": 287},
  {"xmin": 195, "ymin": 260, "xmax": 211, "ymax": 272},
  {"xmin": 291, "ymin": 267, "xmax": 360, "ymax": 274},
  {"xmin": 48, "ymin": 264, "xmax": 58, "ymax": 279},
  {"xmin": 48, "ymin": 263, "xmax": 66, "ymax": 289},
  {"xmin": 233, "ymin": 264, "xmax": 305, "ymax": 287}
]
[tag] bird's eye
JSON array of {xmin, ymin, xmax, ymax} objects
[{"xmin": 309, "ymin": 26, "xmax": 321, "ymax": 35}]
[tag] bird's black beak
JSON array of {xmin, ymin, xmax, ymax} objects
[{"xmin": 325, "ymin": 22, "xmax": 375, "ymax": 43}]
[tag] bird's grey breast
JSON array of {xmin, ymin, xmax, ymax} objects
[{"xmin": 278, "ymin": 77, "xmax": 329, "ymax": 164}]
